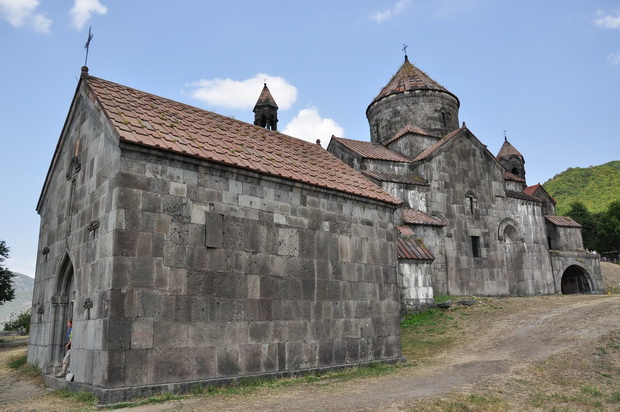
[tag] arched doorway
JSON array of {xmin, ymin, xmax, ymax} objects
[
  {"xmin": 561, "ymin": 265, "xmax": 592, "ymax": 294},
  {"xmin": 500, "ymin": 220, "xmax": 526, "ymax": 295},
  {"xmin": 48, "ymin": 254, "xmax": 76, "ymax": 373}
]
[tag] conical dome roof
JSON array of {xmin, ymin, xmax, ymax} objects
[
  {"xmin": 371, "ymin": 56, "xmax": 458, "ymax": 104},
  {"xmin": 254, "ymin": 83, "xmax": 278, "ymax": 110}
]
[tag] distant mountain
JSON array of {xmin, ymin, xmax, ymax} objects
[
  {"xmin": 542, "ymin": 161, "xmax": 620, "ymax": 216},
  {"xmin": 0, "ymin": 272, "xmax": 34, "ymax": 328}
]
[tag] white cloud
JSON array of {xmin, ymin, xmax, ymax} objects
[
  {"xmin": 594, "ymin": 10, "xmax": 620, "ymax": 29},
  {"xmin": 0, "ymin": 0, "xmax": 51, "ymax": 33},
  {"xmin": 70, "ymin": 0, "xmax": 107, "ymax": 30},
  {"xmin": 607, "ymin": 52, "xmax": 620, "ymax": 65},
  {"xmin": 283, "ymin": 107, "xmax": 344, "ymax": 144},
  {"xmin": 188, "ymin": 73, "xmax": 297, "ymax": 111},
  {"xmin": 371, "ymin": 0, "xmax": 411, "ymax": 24}
]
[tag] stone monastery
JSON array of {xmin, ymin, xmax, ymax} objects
[{"xmin": 28, "ymin": 57, "xmax": 602, "ymax": 402}]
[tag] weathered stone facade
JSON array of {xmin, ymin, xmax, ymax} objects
[
  {"xmin": 328, "ymin": 56, "xmax": 602, "ymax": 312},
  {"xmin": 29, "ymin": 70, "xmax": 402, "ymax": 403}
]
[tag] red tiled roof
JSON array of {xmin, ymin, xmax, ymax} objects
[
  {"xmin": 402, "ymin": 210, "xmax": 446, "ymax": 226},
  {"xmin": 370, "ymin": 57, "xmax": 458, "ymax": 105},
  {"xmin": 523, "ymin": 185, "xmax": 538, "ymax": 196},
  {"xmin": 362, "ymin": 170, "xmax": 428, "ymax": 186},
  {"xmin": 545, "ymin": 216, "xmax": 582, "ymax": 228},
  {"xmin": 395, "ymin": 226, "xmax": 435, "ymax": 260},
  {"xmin": 496, "ymin": 139, "xmax": 524, "ymax": 161},
  {"xmin": 386, "ymin": 124, "xmax": 437, "ymax": 145},
  {"xmin": 524, "ymin": 184, "xmax": 556, "ymax": 204},
  {"xmin": 83, "ymin": 74, "xmax": 401, "ymax": 205},
  {"xmin": 330, "ymin": 136, "xmax": 412, "ymax": 162},
  {"xmin": 505, "ymin": 190, "xmax": 542, "ymax": 202}
]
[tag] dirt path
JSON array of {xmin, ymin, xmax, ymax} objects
[
  {"xmin": 115, "ymin": 294, "xmax": 620, "ymax": 411},
  {"xmin": 1, "ymin": 293, "xmax": 618, "ymax": 411},
  {"xmin": 0, "ymin": 343, "xmax": 48, "ymax": 405}
]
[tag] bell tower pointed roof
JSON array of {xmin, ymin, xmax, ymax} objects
[
  {"xmin": 496, "ymin": 138, "xmax": 524, "ymax": 161},
  {"xmin": 254, "ymin": 83, "xmax": 278, "ymax": 110},
  {"xmin": 371, "ymin": 56, "xmax": 459, "ymax": 103},
  {"xmin": 253, "ymin": 83, "xmax": 278, "ymax": 130}
]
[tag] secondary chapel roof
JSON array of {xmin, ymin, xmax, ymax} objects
[
  {"xmin": 82, "ymin": 71, "xmax": 401, "ymax": 205},
  {"xmin": 329, "ymin": 136, "xmax": 412, "ymax": 162},
  {"xmin": 545, "ymin": 216, "xmax": 582, "ymax": 228}
]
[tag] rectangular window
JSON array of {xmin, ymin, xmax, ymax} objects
[{"xmin": 471, "ymin": 236, "xmax": 481, "ymax": 258}]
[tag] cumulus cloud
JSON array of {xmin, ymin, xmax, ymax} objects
[
  {"xmin": 188, "ymin": 73, "xmax": 297, "ymax": 111},
  {"xmin": 371, "ymin": 0, "xmax": 411, "ymax": 24},
  {"xmin": 282, "ymin": 107, "xmax": 344, "ymax": 144},
  {"xmin": 70, "ymin": 0, "xmax": 107, "ymax": 30},
  {"xmin": 0, "ymin": 0, "xmax": 51, "ymax": 33},
  {"xmin": 594, "ymin": 10, "xmax": 620, "ymax": 29}
]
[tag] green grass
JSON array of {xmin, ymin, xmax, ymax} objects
[
  {"xmin": 53, "ymin": 389, "xmax": 98, "ymax": 404},
  {"xmin": 7, "ymin": 354, "xmax": 27, "ymax": 369},
  {"xmin": 7, "ymin": 354, "xmax": 42, "ymax": 379}
]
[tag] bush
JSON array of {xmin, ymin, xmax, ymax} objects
[{"xmin": 4, "ymin": 309, "xmax": 31, "ymax": 333}]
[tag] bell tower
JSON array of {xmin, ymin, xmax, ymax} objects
[
  {"xmin": 497, "ymin": 137, "xmax": 526, "ymax": 181},
  {"xmin": 253, "ymin": 83, "xmax": 278, "ymax": 130}
]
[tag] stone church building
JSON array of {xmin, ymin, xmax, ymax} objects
[
  {"xmin": 328, "ymin": 56, "xmax": 602, "ymax": 312},
  {"xmin": 28, "ymin": 58, "xmax": 601, "ymax": 402}
]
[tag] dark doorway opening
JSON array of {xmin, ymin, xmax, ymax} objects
[{"xmin": 561, "ymin": 265, "xmax": 591, "ymax": 294}]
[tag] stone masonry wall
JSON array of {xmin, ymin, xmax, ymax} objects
[
  {"xmin": 29, "ymin": 84, "xmax": 121, "ymax": 373},
  {"xmin": 387, "ymin": 133, "xmax": 441, "ymax": 159},
  {"xmin": 367, "ymin": 90, "xmax": 459, "ymax": 144},
  {"xmin": 96, "ymin": 147, "xmax": 402, "ymax": 389},
  {"xmin": 548, "ymin": 225, "xmax": 584, "ymax": 251}
]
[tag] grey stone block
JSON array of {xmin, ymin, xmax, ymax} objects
[
  {"xmin": 131, "ymin": 317, "xmax": 153, "ymax": 349},
  {"xmin": 240, "ymin": 344, "xmax": 262, "ymax": 373},
  {"xmin": 217, "ymin": 346, "xmax": 240, "ymax": 377}
]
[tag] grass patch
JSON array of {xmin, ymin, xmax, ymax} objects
[
  {"xmin": 7, "ymin": 353, "xmax": 27, "ymax": 369},
  {"xmin": 53, "ymin": 389, "xmax": 98, "ymax": 404},
  {"xmin": 6, "ymin": 353, "xmax": 42, "ymax": 380}
]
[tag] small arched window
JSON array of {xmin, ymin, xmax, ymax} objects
[{"xmin": 465, "ymin": 191, "xmax": 477, "ymax": 214}]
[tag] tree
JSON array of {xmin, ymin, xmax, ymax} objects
[
  {"xmin": 565, "ymin": 201, "xmax": 599, "ymax": 250},
  {"xmin": 0, "ymin": 240, "xmax": 16, "ymax": 305},
  {"xmin": 598, "ymin": 200, "xmax": 620, "ymax": 252},
  {"xmin": 3, "ymin": 309, "xmax": 31, "ymax": 333}
]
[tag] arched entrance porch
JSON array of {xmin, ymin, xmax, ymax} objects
[{"xmin": 561, "ymin": 265, "xmax": 592, "ymax": 294}]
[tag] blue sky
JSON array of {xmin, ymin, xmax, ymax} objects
[{"xmin": 1, "ymin": 0, "xmax": 619, "ymax": 277}]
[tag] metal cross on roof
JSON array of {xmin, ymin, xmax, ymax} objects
[
  {"xmin": 402, "ymin": 43, "xmax": 408, "ymax": 58},
  {"xmin": 84, "ymin": 26, "xmax": 93, "ymax": 67}
]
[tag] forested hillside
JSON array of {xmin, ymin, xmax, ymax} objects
[{"xmin": 543, "ymin": 160, "xmax": 620, "ymax": 216}]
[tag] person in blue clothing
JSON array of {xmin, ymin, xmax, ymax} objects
[{"xmin": 56, "ymin": 319, "xmax": 72, "ymax": 377}]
